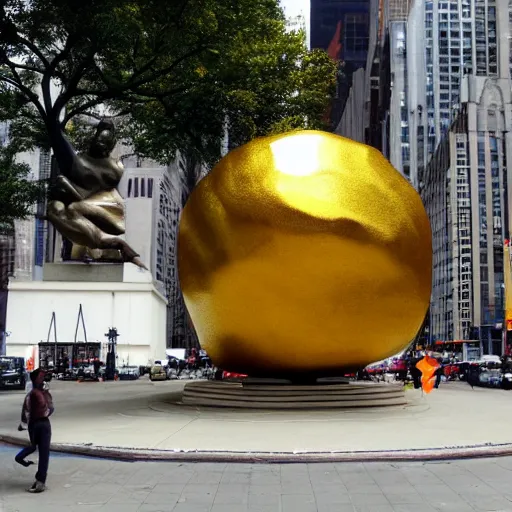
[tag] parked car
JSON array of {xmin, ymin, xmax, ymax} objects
[
  {"xmin": 118, "ymin": 366, "xmax": 140, "ymax": 381},
  {"xmin": 75, "ymin": 364, "xmax": 99, "ymax": 381},
  {"xmin": 149, "ymin": 363, "xmax": 167, "ymax": 382},
  {"xmin": 222, "ymin": 371, "xmax": 247, "ymax": 380},
  {"xmin": 467, "ymin": 357, "xmax": 503, "ymax": 388},
  {"xmin": 0, "ymin": 356, "xmax": 27, "ymax": 390}
]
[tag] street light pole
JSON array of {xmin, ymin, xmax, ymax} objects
[{"xmin": 104, "ymin": 327, "xmax": 119, "ymax": 381}]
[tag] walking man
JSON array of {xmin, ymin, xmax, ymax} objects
[{"xmin": 15, "ymin": 368, "xmax": 54, "ymax": 493}]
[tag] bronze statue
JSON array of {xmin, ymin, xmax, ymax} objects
[{"xmin": 47, "ymin": 120, "xmax": 146, "ymax": 269}]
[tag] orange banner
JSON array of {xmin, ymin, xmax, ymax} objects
[
  {"xmin": 416, "ymin": 355, "xmax": 440, "ymax": 394},
  {"xmin": 25, "ymin": 345, "xmax": 36, "ymax": 372},
  {"xmin": 505, "ymin": 242, "xmax": 512, "ymax": 331}
]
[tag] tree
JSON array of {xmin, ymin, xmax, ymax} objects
[
  {"xmin": 129, "ymin": 13, "xmax": 337, "ymax": 165},
  {"xmin": 0, "ymin": 0, "xmax": 226, "ymax": 150},
  {"xmin": 0, "ymin": 0, "xmax": 336, "ymax": 166},
  {"xmin": 0, "ymin": 141, "xmax": 44, "ymax": 224}
]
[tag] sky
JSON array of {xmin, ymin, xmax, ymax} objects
[{"xmin": 280, "ymin": 0, "xmax": 309, "ymax": 18}]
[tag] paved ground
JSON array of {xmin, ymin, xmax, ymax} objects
[
  {"xmin": 2, "ymin": 444, "xmax": 512, "ymax": 512},
  {"xmin": 1, "ymin": 379, "xmax": 512, "ymax": 456}
]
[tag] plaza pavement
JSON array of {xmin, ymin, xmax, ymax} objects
[
  {"xmin": 0, "ymin": 379, "xmax": 512, "ymax": 460},
  {"xmin": 2, "ymin": 444, "xmax": 512, "ymax": 512}
]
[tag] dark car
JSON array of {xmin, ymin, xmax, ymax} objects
[
  {"xmin": 0, "ymin": 356, "xmax": 27, "ymax": 390},
  {"xmin": 118, "ymin": 366, "xmax": 140, "ymax": 381}
]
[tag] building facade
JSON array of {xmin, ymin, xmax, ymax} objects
[
  {"xmin": 408, "ymin": 0, "xmax": 500, "ymax": 189},
  {"xmin": 335, "ymin": 0, "xmax": 512, "ymax": 353},
  {"xmin": 120, "ymin": 153, "xmax": 208, "ymax": 349},
  {"xmin": 413, "ymin": 0, "xmax": 512, "ymax": 353},
  {"xmin": 310, "ymin": 0, "xmax": 370, "ymax": 127},
  {"xmin": 286, "ymin": 13, "xmax": 307, "ymax": 34},
  {"xmin": 335, "ymin": 0, "xmax": 411, "ymax": 180},
  {"xmin": 421, "ymin": 74, "xmax": 512, "ymax": 355}
]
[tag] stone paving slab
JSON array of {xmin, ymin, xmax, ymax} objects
[
  {"xmin": 1, "ymin": 445, "xmax": 512, "ymax": 512},
  {"xmin": 1, "ymin": 380, "xmax": 512, "ymax": 460}
]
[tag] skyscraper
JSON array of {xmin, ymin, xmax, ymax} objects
[
  {"xmin": 334, "ymin": 0, "xmax": 411, "ymax": 180},
  {"xmin": 419, "ymin": 0, "xmax": 510, "ymax": 354},
  {"xmin": 310, "ymin": 0, "xmax": 370, "ymax": 127},
  {"xmin": 407, "ymin": 0, "xmax": 498, "ymax": 189}
]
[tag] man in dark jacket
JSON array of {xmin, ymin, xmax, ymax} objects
[
  {"xmin": 434, "ymin": 359, "xmax": 444, "ymax": 388},
  {"xmin": 409, "ymin": 357, "xmax": 422, "ymax": 389},
  {"xmin": 15, "ymin": 368, "xmax": 54, "ymax": 493}
]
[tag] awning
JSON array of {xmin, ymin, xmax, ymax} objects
[{"xmin": 434, "ymin": 340, "xmax": 478, "ymax": 345}]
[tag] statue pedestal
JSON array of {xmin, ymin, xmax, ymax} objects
[
  {"xmin": 5, "ymin": 263, "xmax": 167, "ymax": 368},
  {"xmin": 181, "ymin": 380, "xmax": 406, "ymax": 409}
]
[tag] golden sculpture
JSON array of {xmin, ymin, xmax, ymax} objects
[
  {"xmin": 47, "ymin": 120, "xmax": 146, "ymax": 268},
  {"xmin": 178, "ymin": 131, "xmax": 432, "ymax": 377}
]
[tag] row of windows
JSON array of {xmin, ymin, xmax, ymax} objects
[{"xmin": 127, "ymin": 177, "xmax": 155, "ymax": 199}]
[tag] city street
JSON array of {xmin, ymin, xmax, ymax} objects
[
  {"xmin": 2, "ymin": 444, "xmax": 512, "ymax": 512},
  {"xmin": 1, "ymin": 379, "xmax": 512, "ymax": 457}
]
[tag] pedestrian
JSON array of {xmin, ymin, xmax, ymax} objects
[
  {"xmin": 93, "ymin": 358, "xmax": 101, "ymax": 379},
  {"xmin": 434, "ymin": 360, "xmax": 443, "ymax": 389},
  {"xmin": 410, "ymin": 358, "xmax": 422, "ymax": 389},
  {"xmin": 17, "ymin": 375, "xmax": 33, "ymax": 432},
  {"xmin": 14, "ymin": 368, "xmax": 54, "ymax": 493}
]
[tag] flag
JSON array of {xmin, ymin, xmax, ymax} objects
[
  {"xmin": 504, "ymin": 242, "xmax": 512, "ymax": 331},
  {"xmin": 416, "ymin": 355, "xmax": 440, "ymax": 394}
]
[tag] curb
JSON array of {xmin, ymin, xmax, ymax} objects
[{"xmin": 2, "ymin": 434, "xmax": 512, "ymax": 463}]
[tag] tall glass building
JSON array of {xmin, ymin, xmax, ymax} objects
[
  {"xmin": 408, "ymin": 0, "xmax": 498, "ymax": 190},
  {"xmin": 310, "ymin": 0, "xmax": 370, "ymax": 127},
  {"xmin": 334, "ymin": 0, "xmax": 413, "ymax": 180}
]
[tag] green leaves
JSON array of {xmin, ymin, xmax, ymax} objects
[
  {"xmin": 0, "ymin": 142, "xmax": 45, "ymax": 223},
  {"xmin": 0, "ymin": 0, "xmax": 336, "ymax": 170},
  {"xmin": 127, "ymin": 2, "xmax": 337, "ymax": 164}
]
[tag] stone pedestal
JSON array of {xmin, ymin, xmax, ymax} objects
[
  {"xmin": 6, "ymin": 263, "xmax": 167, "ymax": 367},
  {"xmin": 182, "ymin": 380, "xmax": 407, "ymax": 409}
]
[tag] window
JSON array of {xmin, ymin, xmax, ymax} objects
[
  {"xmin": 148, "ymin": 178, "xmax": 154, "ymax": 198},
  {"xmin": 127, "ymin": 179, "xmax": 132, "ymax": 198},
  {"xmin": 134, "ymin": 177, "xmax": 139, "ymax": 198},
  {"xmin": 343, "ymin": 13, "xmax": 369, "ymax": 53},
  {"xmin": 141, "ymin": 178, "xmax": 146, "ymax": 197}
]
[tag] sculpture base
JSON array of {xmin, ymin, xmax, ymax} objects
[
  {"xmin": 5, "ymin": 272, "xmax": 167, "ymax": 368},
  {"xmin": 182, "ymin": 380, "xmax": 406, "ymax": 409}
]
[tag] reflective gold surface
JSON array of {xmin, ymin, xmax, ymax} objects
[{"xmin": 178, "ymin": 131, "xmax": 432, "ymax": 376}]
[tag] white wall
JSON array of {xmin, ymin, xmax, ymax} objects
[
  {"xmin": 5, "ymin": 281, "xmax": 167, "ymax": 367},
  {"xmin": 121, "ymin": 167, "xmax": 163, "ymax": 275}
]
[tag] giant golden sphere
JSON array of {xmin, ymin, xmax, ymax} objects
[{"xmin": 178, "ymin": 131, "xmax": 432, "ymax": 377}]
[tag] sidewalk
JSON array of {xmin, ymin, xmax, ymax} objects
[
  {"xmin": 2, "ymin": 444, "xmax": 512, "ymax": 512},
  {"xmin": 1, "ymin": 380, "xmax": 512, "ymax": 461}
]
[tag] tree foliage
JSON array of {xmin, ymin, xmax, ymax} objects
[
  {"xmin": 0, "ymin": 141, "xmax": 45, "ymax": 223},
  {"xmin": 0, "ymin": 0, "xmax": 336, "ymax": 166}
]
